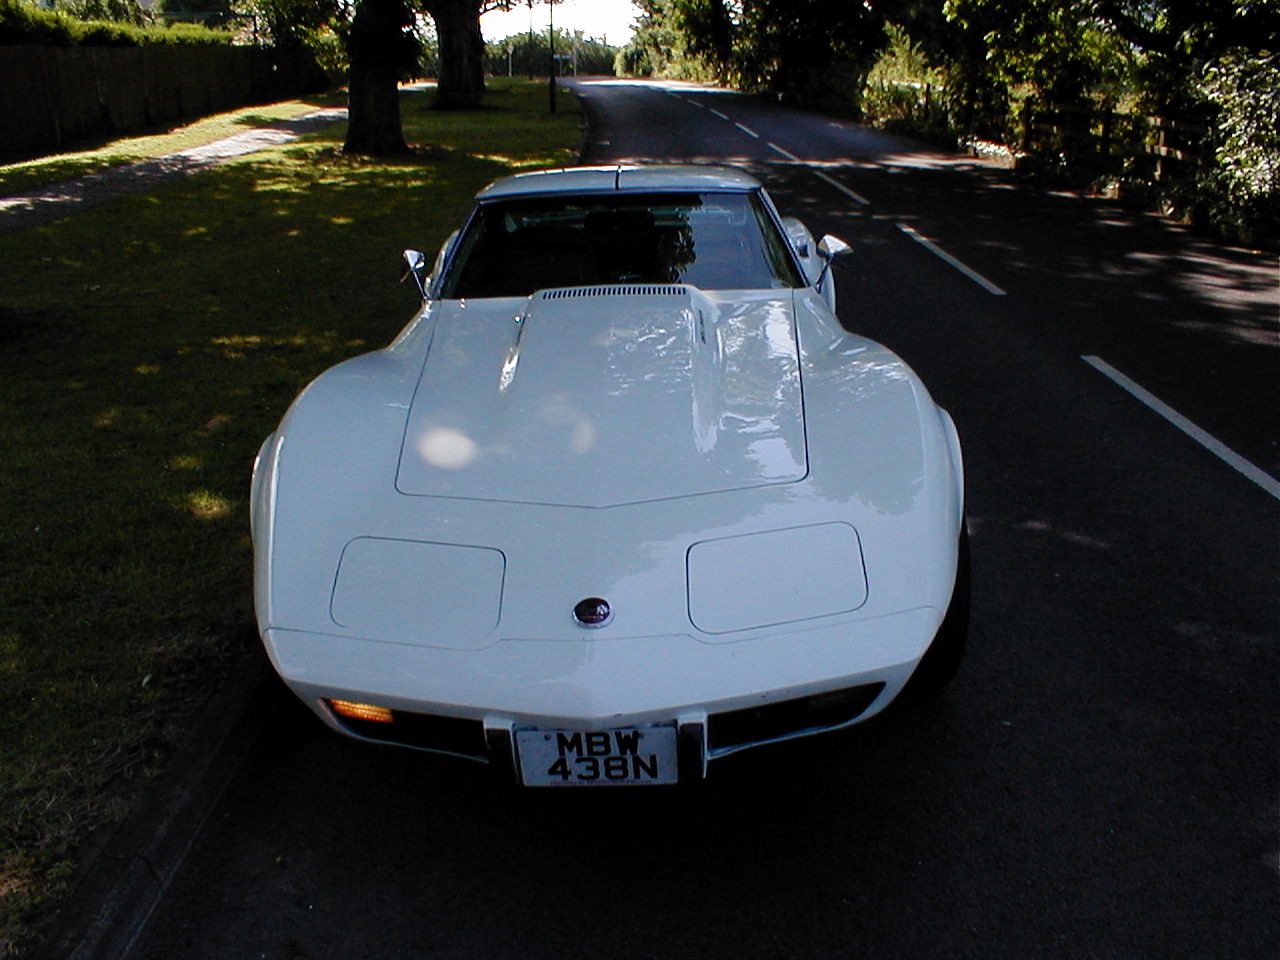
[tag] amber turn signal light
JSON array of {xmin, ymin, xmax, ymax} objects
[{"xmin": 327, "ymin": 699, "xmax": 394, "ymax": 724}]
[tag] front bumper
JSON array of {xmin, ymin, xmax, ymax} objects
[{"xmin": 263, "ymin": 605, "xmax": 940, "ymax": 781}]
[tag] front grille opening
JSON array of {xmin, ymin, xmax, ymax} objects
[
  {"xmin": 707, "ymin": 683, "xmax": 885, "ymax": 752},
  {"xmin": 328, "ymin": 704, "xmax": 488, "ymax": 760}
]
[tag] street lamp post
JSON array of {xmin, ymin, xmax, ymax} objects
[
  {"xmin": 527, "ymin": 0, "xmax": 535, "ymax": 80},
  {"xmin": 548, "ymin": 0, "xmax": 556, "ymax": 113}
]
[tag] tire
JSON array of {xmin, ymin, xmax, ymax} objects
[{"xmin": 902, "ymin": 525, "xmax": 970, "ymax": 700}]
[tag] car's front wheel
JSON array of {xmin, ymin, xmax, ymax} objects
[{"xmin": 902, "ymin": 525, "xmax": 970, "ymax": 700}]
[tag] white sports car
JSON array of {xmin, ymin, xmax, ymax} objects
[{"xmin": 251, "ymin": 164, "xmax": 967, "ymax": 786}]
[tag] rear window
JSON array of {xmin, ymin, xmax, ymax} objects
[{"xmin": 439, "ymin": 191, "xmax": 803, "ymax": 298}]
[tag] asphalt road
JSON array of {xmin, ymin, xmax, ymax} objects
[{"xmin": 127, "ymin": 79, "xmax": 1278, "ymax": 960}]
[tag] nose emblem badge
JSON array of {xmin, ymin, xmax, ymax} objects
[{"xmin": 573, "ymin": 597, "xmax": 612, "ymax": 628}]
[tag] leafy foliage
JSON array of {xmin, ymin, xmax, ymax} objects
[
  {"xmin": 619, "ymin": 0, "xmax": 897, "ymax": 110},
  {"xmin": 0, "ymin": 0, "xmax": 232, "ymax": 44},
  {"xmin": 53, "ymin": 0, "xmax": 147, "ymax": 27},
  {"xmin": 155, "ymin": 0, "xmax": 235, "ymax": 27},
  {"xmin": 1196, "ymin": 50, "xmax": 1280, "ymax": 243},
  {"xmin": 616, "ymin": 0, "xmax": 683, "ymax": 77},
  {"xmin": 618, "ymin": 0, "xmax": 1278, "ymax": 242},
  {"xmin": 485, "ymin": 27, "xmax": 617, "ymax": 78}
]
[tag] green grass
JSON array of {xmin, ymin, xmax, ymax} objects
[
  {"xmin": 0, "ymin": 93, "xmax": 347, "ymax": 196},
  {"xmin": 0, "ymin": 77, "xmax": 581, "ymax": 956}
]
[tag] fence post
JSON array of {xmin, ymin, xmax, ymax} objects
[{"xmin": 1154, "ymin": 117, "xmax": 1166, "ymax": 182}]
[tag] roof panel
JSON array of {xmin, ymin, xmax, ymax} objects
[{"xmin": 476, "ymin": 164, "xmax": 761, "ymax": 200}]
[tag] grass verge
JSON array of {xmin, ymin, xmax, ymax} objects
[
  {"xmin": 0, "ymin": 77, "xmax": 581, "ymax": 957},
  {"xmin": 0, "ymin": 92, "xmax": 347, "ymax": 197}
]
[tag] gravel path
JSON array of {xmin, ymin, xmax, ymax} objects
[{"xmin": 0, "ymin": 107, "xmax": 348, "ymax": 234}]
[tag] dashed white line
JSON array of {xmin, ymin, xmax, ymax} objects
[
  {"xmin": 767, "ymin": 142, "xmax": 871, "ymax": 206},
  {"xmin": 1083, "ymin": 356, "xmax": 1280, "ymax": 500},
  {"xmin": 895, "ymin": 222, "xmax": 1006, "ymax": 296},
  {"xmin": 811, "ymin": 169, "xmax": 870, "ymax": 206},
  {"xmin": 684, "ymin": 102, "xmax": 872, "ymax": 208}
]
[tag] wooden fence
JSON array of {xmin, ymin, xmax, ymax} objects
[
  {"xmin": 872, "ymin": 82, "xmax": 1210, "ymax": 185},
  {"xmin": 1019, "ymin": 102, "xmax": 1207, "ymax": 182},
  {"xmin": 0, "ymin": 45, "xmax": 285, "ymax": 162}
]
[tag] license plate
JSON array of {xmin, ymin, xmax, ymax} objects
[{"xmin": 516, "ymin": 726, "xmax": 678, "ymax": 786}]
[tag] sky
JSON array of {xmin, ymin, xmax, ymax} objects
[{"xmin": 480, "ymin": 1, "xmax": 642, "ymax": 47}]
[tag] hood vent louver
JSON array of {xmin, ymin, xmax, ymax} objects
[{"xmin": 540, "ymin": 285, "xmax": 687, "ymax": 300}]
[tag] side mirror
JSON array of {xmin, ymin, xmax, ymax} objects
[
  {"xmin": 814, "ymin": 235, "xmax": 851, "ymax": 312},
  {"xmin": 815, "ymin": 234, "xmax": 851, "ymax": 291},
  {"xmin": 817, "ymin": 234, "xmax": 852, "ymax": 260},
  {"xmin": 402, "ymin": 249, "xmax": 428, "ymax": 297}
]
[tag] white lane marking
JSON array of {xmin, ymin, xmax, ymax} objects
[
  {"xmin": 734, "ymin": 121, "xmax": 761, "ymax": 139},
  {"xmin": 767, "ymin": 142, "xmax": 871, "ymax": 206},
  {"xmin": 1083, "ymin": 356, "xmax": 1280, "ymax": 500},
  {"xmin": 709, "ymin": 108, "xmax": 729, "ymax": 120},
  {"xmin": 812, "ymin": 169, "xmax": 870, "ymax": 206},
  {"xmin": 895, "ymin": 222, "xmax": 1006, "ymax": 296}
]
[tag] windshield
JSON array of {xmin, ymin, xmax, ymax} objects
[{"xmin": 438, "ymin": 191, "xmax": 803, "ymax": 298}]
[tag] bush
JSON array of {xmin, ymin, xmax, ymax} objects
[
  {"xmin": 0, "ymin": 0, "xmax": 231, "ymax": 46},
  {"xmin": 1196, "ymin": 50, "xmax": 1279, "ymax": 246}
]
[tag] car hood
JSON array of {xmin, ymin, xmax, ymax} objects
[{"xmin": 396, "ymin": 285, "xmax": 807, "ymax": 507}]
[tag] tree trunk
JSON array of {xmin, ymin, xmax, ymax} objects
[
  {"xmin": 424, "ymin": 0, "xmax": 485, "ymax": 109},
  {"xmin": 344, "ymin": 0, "xmax": 413, "ymax": 155}
]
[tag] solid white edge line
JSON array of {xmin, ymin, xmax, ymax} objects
[
  {"xmin": 812, "ymin": 169, "xmax": 870, "ymax": 206},
  {"xmin": 1083, "ymin": 355, "xmax": 1280, "ymax": 501},
  {"xmin": 734, "ymin": 121, "xmax": 760, "ymax": 139},
  {"xmin": 895, "ymin": 222, "xmax": 1006, "ymax": 296}
]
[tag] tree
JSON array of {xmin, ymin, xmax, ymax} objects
[
  {"xmin": 617, "ymin": 0, "xmax": 682, "ymax": 77},
  {"xmin": 729, "ymin": 0, "xmax": 892, "ymax": 107},
  {"xmin": 345, "ymin": 0, "xmax": 420, "ymax": 154},
  {"xmin": 247, "ymin": 0, "xmax": 336, "ymax": 94},
  {"xmin": 58, "ymin": 0, "xmax": 148, "ymax": 25},
  {"xmin": 1197, "ymin": 50, "xmax": 1280, "ymax": 242},
  {"xmin": 488, "ymin": 27, "xmax": 616, "ymax": 78},
  {"xmin": 633, "ymin": 0, "xmax": 896, "ymax": 110},
  {"xmin": 1094, "ymin": 0, "xmax": 1279, "ymax": 61},
  {"xmin": 421, "ymin": 0, "xmax": 486, "ymax": 108}
]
